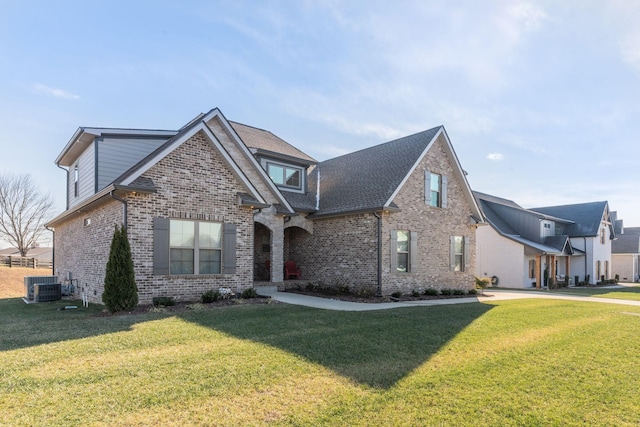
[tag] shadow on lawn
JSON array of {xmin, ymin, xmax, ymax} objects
[
  {"xmin": 181, "ymin": 302, "xmax": 494, "ymax": 389},
  {"xmin": 0, "ymin": 298, "xmax": 140, "ymax": 352},
  {"xmin": 0, "ymin": 297, "xmax": 494, "ymax": 389}
]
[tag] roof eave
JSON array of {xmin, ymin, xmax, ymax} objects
[{"xmin": 308, "ymin": 206, "xmax": 401, "ymax": 220}]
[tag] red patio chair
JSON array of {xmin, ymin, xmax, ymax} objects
[{"xmin": 285, "ymin": 260, "xmax": 301, "ymax": 280}]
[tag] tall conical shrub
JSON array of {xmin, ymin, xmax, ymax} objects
[{"xmin": 102, "ymin": 224, "xmax": 138, "ymax": 312}]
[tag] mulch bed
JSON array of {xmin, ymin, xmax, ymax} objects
[{"xmin": 285, "ymin": 289, "xmax": 479, "ymax": 303}]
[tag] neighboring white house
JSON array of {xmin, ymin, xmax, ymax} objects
[
  {"xmin": 612, "ymin": 230, "xmax": 640, "ymax": 282},
  {"xmin": 475, "ymin": 192, "xmax": 615, "ymax": 288}
]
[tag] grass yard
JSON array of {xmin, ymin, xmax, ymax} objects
[
  {"xmin": 549, "ymin": 284, "xmax": 640, "ymax": 301},
  {"xmin": 2, "ymin": 296, "xmax": 640, "ymax": 426}
]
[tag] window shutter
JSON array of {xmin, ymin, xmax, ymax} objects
[
  {"xmin": 424, "ymin": 170, "xmax": 431, "ymax": 205},
  {"xmin": 464, "ymin": 236, "xmax": 470, "ymax": 271},
  {"xmin": 409, "ymin": 231, "xmax": 418, "ymax": 272},
  {"xmin": 223, "ymin": 223, "xmax": 237, "ymax": 274},
  {"xmin": 390, "ymin": 230, "xmax": 398, "ymax": 271},
  {"xmin": 442, "ymin": 175, "xmax": 448, "ymax": 208},
  {"xmin": 449, "ymin": 236, "xmax": 456, "ymax": 271},
  {"xmin": 153, "ymin": 217, "xmax": 170, "ymax": 275}
]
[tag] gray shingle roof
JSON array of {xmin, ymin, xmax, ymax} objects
[
  {"xmin": 623, "ymin": 227, "xmax": 640, "ymax": 235},
  {"xmin": 530, "ymin": 201, "xmax": 608, "ymax": 237},
  {"xmin": 230, "ymin": 121, "xmax": 316, "ymax": 163},
  {"xmin": 473, "ymin": 191, "xmax": 522, "ymax": 209},
  {"xmin": 308, "ymin": 127, "xmax": 442, "ymax": 217},
  {"xmin": 612, "ymin": 234, "xmax": 640, "ymax": 254},
  {"xmin": 474, "ymin": 191, "xmax": 572, "ymax": 255}
]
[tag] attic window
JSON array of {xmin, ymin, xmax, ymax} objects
[{"xmin": 267, "ymin": 162, "xmax": 303, "ymax": 191}]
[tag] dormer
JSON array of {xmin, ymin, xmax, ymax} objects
[
  {"xmin": 255, "ymin": 149, "xmax": 314, "ymax": 194},
  {"xmin": 55, "ymin": 127, "xmax": 177, "ymax": 209},
  {"xmin": 229, "ymin": 121, "xmax": 317, "ymax": 195}
]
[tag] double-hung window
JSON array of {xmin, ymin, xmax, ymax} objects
[
  {"xmin": 425, "ymin": 170, "xmax": 447, "ymax": 208},
  {"xmin": 390, "ymin": 230, "xmax": 417, "ymax": 273},
  {"xmin": 169, "ymin": 219, "xmax": 222, "ymax": 275},
  {"xmin": 396, "ymin": 230, "xmax": 410, "ymax": 272},
  {"xmin": 450, "ymin": 236, "xmax": 469, "ymax": 272},
  {"xmin": 430, "ymin": 173, "xmax": 441, "ymax": 207}
]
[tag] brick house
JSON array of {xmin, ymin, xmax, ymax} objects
[{"xmin": 47, "ymin": 108, "xmax": 482, "ymax": 305}]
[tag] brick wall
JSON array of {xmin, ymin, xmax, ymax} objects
[
  {"xmin": 286, "ymin": 214, "xmax": 378, "ymax": 291},
  {"xmin": 54, "ymin": 130, "xmax": 256, "ymax": 305},
  {"xmin": 381, "ymin": 133, "xmax": 476, "ymax": 293},
  {"xmin": 283, "ymin": 133, "xmax": 476, "ymax": 295},
  {"xmin": 54, "ymin": 200, "xmax": 123, "ymax": 303}
]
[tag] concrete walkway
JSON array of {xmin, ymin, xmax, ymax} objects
[{"xmin": 256, "ymin": 286, "xmax": 640, "ymax": 311}]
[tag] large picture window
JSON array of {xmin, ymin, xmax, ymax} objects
[{"xmin": 169, "ymin": 219, "xmax": 222, "ymax": 275}]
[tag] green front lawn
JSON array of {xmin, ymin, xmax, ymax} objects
[
  {"xmin": 2, "ymin": 297, "xmax": 640, "ymax": 426},
  {"xmin": 546, "ymin": 284, "xmax": 640, "ymax": 301}
]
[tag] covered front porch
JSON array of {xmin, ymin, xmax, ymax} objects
[
  {"xmin": 532, "ymin": 254, "xmax": 574, "ymax": 289},
  {"xmin": 253, "ymin": 219, "xmax": 313, "ymax": 288}
]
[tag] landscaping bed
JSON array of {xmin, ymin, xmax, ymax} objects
[{"xmin": 285, "ymin": 283, "xmax": 479, "ymax": 303}]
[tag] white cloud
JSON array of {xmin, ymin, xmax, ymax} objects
[
  {"xmin": 32, "ymin": 83, "xmax": 79, "ymax": 100},
  {"xmin": 486, "ymin": 152, "xmax": 504, "ymax": 161}
]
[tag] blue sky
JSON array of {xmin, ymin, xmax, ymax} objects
[{"xmin": 1, "ymin": 0, "xmax": 640, "ymax": 234}]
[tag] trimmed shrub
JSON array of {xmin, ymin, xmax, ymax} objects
[
  {"xmin": 424, "ymin": 288, "xmax": 439, "ymax": 296},
  {"xmin": 241, "ymin": 288, "xmax": 258, "ymax": 299},
  {"xmin": 453, "ymin": 289, "xmax": 465, "ymax": 296},
  {"xmin": 440, "ymin": 288, "xmax": 453, "ymax": 296},
  {"xmin": 153, "ymin": 296, "xmax": 176, "ymax": 307},
  {"xmin": 201, "ymin": 290, "xmax": 221, "ymax": 303},
  {"xmin": 102, "ymin": 224, "xmax": 138, "ymax": 312},
  {"xmin": 391, "ymin": 291, "xmax": 402, "ymax": 298}
]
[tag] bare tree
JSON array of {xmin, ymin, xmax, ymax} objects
[{"xmin": 0, "ymin": 173, "xmax": 54, "ymax": 256}]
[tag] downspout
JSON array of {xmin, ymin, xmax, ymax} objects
[
  {"xmin": 583, "ymin": 237, "xmax": 588, "ymax": 283},
  {"xmin": 373, "ymin": 211, "xmax": 382, "ymax": 296},
  {"xmin": 52, "ymin": 162, "xmax": 67, "ymax": 278},
  {"xmin": 45, "ymin": 225, "xmax": 54, "ymax": 275},
  {"xmin": 56, "ymin": 164, "xmax": 69, "ymax": 210},
  {"xmin": 110, "ymin": 191, "xmax": 127, "ymax": 229}
]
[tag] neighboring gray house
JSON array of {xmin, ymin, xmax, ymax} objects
[
  {"xmin": 47, "ymin": 108, "xmax": 483, "ymax": 305},
  {"xmin": 612, "ymin": 229, "xmax": 640, "ymax": 282},
  {"xmin": 476, "ymin": 192, "xmax": 615, "ymax": 287}
]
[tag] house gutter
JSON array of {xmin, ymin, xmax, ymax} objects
[
  {"xmin": 109, "ymin": 191, "xmax": 128, "ymax": 229},
  {"xmin": 373, "ymin": 211, "xmax": 382, "ymax": 296}
]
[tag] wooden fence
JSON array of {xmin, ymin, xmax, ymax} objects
[{"xmin": 0, "ymin": 256, "xmax": 52, "ymax": 269}]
